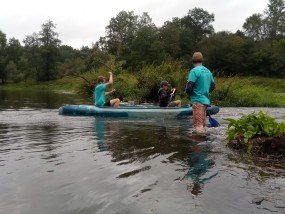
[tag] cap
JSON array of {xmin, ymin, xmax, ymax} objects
[
  {"xmin": 192, "ymin": 52, "xmax": 203, "ymax": 62},
  {"xmin": 160, "ymin": 81, "xmax": 170, "ymax": 87}
]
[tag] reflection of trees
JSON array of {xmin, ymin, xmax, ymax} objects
[
  {"xmin": 227, "ymin": 152, "xmax": 285, "ymax": 178},
  {"xmin": 25, "ymin": 124, "xmax": 60, "ymax": 161},
  {"xmin": 93, "ymin": 119, "xmax": 218, "ymax": 195},
  {"xmin": 95, "ymin": 120, "xmax": 213, "ymax": 168},
  {"xmin": 93, "ymin": 119, "xmax": 188, "ymax": 161},
  {"xmin": 0, "ymin": 124, "xmax": 9, "ymax": 152},
  {"xmin": 0, "ymin": 89, "xmax": 87, "ymax": 109},
  {"xmin": 104, "ymin": 123, "xmax": 191, "ymax": 164},
  {"xmin": 0, "ymin": 122, "xmax": 60, "ymax": 160}
]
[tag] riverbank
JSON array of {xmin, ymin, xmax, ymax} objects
[
  {"xmin": 1, "ymin": 76, "xmax": 285, "ymax": 107},
  {"xmin": 0, "ymin": 77, "xmax": 80, "ymax": 93}
]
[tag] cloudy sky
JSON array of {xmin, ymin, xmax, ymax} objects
[{"xmin": 1, "ymin": 0, "xmax": 268, "ymax": 49}]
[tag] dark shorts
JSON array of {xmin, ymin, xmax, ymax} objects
[
  {"xmin": 104, "ymin": 101, "xmax": 111, "ymax": 106},
  {"xmin": 160, "ymin": 102, "xmax": 176, "ymax": 107}
]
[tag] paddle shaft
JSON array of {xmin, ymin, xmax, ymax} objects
[{"xmin": 167, "ymin": 89, "xmax": 176, "ymax": 106}]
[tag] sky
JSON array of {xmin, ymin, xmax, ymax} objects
[{"xmin": 1, "ymin": 0, "xmax": 269, "ymax": 49}]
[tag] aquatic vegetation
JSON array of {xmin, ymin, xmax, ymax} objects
[{"xmin": 224, "ymin": 111, "xmax": 285, "ymax": 154}]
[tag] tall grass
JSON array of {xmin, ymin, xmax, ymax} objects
[
  {"xmin": 1, "ymin": 65, "xmax": 285, "ymax": 107},
  {"xmin": 211, "ymin": 77, "xmax": 285, "ymax": 107}
]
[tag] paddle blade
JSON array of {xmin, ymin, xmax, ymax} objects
[{"xmin": 208, "ymin": 116, "xmax": 220, "ymax": 127}]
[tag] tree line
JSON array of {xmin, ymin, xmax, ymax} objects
[{"xmin": 0, "ymin": 0, "xmax": 284, "ymax": 84}]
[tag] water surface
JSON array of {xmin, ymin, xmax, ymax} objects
[{"xmin": 1, "ymin": 90, "xmax": 285, "ymax": 214}]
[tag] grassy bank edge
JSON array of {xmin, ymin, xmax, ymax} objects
[{"xmin": 1, "ymin": 76, "xmax": 285, "ymax": 107}]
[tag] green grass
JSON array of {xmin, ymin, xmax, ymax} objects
[
  {"xmin": 0, "ymin": 77, "xmax": 81, "ymax": 93},
  {"xmin": 211, "ymin": 76, "xmax": 285, "ymax": 107},
  {"xmin": 1, "ymin": 73, "xmax": 285, "ymax": 107}
]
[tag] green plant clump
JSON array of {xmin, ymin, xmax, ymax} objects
[{"xmin": 224, "ymin": 111, "xmax": 285, "ymax": 144}]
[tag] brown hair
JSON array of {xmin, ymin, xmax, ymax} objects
[
  {"xmin": 192, "ymin": 52, "xmax": 203, "ymax": 63},
  {"xmin": 97, "ymin": 76, "xmax": 105, "ymax": 84}
]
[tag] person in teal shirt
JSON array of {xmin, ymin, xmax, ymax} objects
[
  {"xmin": 95, "ymin": 72, "xmax": 120, "ymax": 107},
  {"xmin": 185, "ymin": 52, "xmax": 215, "ymax": 134}
]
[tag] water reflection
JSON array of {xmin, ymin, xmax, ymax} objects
[
  {"xmin": 0, "ymin": 89, "xmax": 88, "ymax": 109},
  {"xmin": 2, "ymin": 88, "xmax": 285, "ymax": 213},
  {"xmin": 186, "ymin": 134, "xmax": 218, "ymax": 195},
  {"xmin": 93, "ymin": 118, "xmax": 120, "ymax": 152},
  {"xmin": 92, "ymin": 118, "xmax": 217, "ymax": 195},
  {"xmin": 93, "ymin": 118, "xmax": 108, "ymax": 152}
]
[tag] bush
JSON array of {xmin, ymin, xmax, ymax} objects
[{"xmin": 224, "ymin": 111, "xmax": 285, "ymax": 153}]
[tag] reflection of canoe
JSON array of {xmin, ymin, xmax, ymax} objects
[{"xmin": 59, "ymin": 104, "xmax": 219, "ymax": 119}]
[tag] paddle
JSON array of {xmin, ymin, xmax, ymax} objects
[
  {"xmin": 167, "ymin": 88, "xmax": 176, "ymax": 107},
  {"xmin": 206, "ymin": 109, "xmax": 220, "ymax": 127}
]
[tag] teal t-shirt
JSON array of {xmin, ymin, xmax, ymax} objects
[
  {"xmin": 95, "ymin": 84, "xmax": 107, "ymax": 107},
  {"xmin": 188, "ymin": 65, "xmax": 214, "ymax": 105}
]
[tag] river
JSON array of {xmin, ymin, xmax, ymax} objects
[{"xmin": 0, "ymin": 89, "xmax": 285, "ymax": 214}]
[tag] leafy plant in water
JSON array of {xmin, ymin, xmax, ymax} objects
[{"xmin": 224, "ymin": 111, "xmax": 285, "ymax": 153}]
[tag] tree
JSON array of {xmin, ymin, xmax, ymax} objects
[
  {"xmin": 6, "ymin": 38, "xmax": 23, "ymax": 71},
  {"xmin": 102, "ymin": 11, "xmax": 139, "ymax": 60},
  {"xmin": 199, "ymin": 31, "xmax": 253, "ymax": 76},
  {"xmin": 181, "ymin": 8, "xmax": 214, "ymax": 45},
  {"xmin": 57, "ymin": 45, "xmax": 86, "ymax": 78},
  {"xmin": 0, "ymin": 30, "xmax": 7, "ymax": 84},
  {"xmin": 159, "ymin": 19, "xmax": 182, "ymax": 59},
  {"xmin": 243, "ymin": 13, "xmax": 264, "ymax": 41},
  {"xmin": 268, "ymin": 38, "xmax": 285, "ymax": 76},
  {"xmin": 6, "ymin": 60, "xmax": 23, "ymax": 83},
  {"xmin": 264, "ymin": 0, "xmax": 285, "ymax": 39},
  {"xmin": 38, "ymin": 19, "xmax": 61, "ymax": 81},
  {"xmin": 23, "ymin": 32, "xmax": 41, "ymax": 80},
  {"xmin": 179, "ymin": 8, "xmax": 215, "ymax": 62},
  {"xmin": 127, "ymin": 24, "xmax": 164, "ymax": 70}
]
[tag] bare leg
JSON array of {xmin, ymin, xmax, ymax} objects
[
  {"xmin": 192, "ymin": 104, "xmax": 207, "ymax": 134},
  {"xmin": 175, "ymin": 100, "xmax": 182, "ymax": 107},
  {"xmin": 110, "ymin": 98, "xmax": 120, "ymax": 107}
]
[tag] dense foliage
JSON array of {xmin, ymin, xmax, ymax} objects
[
  {"xmin": 0, "ymin": 0, "xmax": 285, "ymax": 86},
  {"xmin": 225, "ymin": 112, "xmax": 285, "ymax": 142}
]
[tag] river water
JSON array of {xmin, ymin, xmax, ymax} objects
[{"xmin": 0, "ymin": 89, "xmax": 285, "ymax": 214}]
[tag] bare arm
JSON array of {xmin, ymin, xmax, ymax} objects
[
  {"xmin": 105, "ymin": 89, "xmax": 116, "ymax": 95},
  {"xmin": 106, "ymin": 72, "xmax": 113, "ymax": 87}
]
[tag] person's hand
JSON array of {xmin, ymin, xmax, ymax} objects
[
  {"xmin": 171, "ymin": 88, "xmax": 176, "ymax": 92},
  {"xmin": 108, "ymin": 72, "xmax": 112, "ymax": 75},
  {"xmin": 111, "ymin": 89, "xmax": 116, "ymax": 93}
]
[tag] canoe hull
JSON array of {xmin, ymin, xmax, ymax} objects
[{"xmin": 59, "ymin": 105, "xmax": 219, "ymax": 119}]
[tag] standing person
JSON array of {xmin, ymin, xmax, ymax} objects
[
  {"xmin": 185, "ymin": 52, "xmax": 215, "ymax": 134},
  {"xmin": 95, "ymin": 72, "xmax": 120, "ymax": 107},
  {"xmin": 158, "ymin": 81, "xmax": 181, "ymax": 107}
]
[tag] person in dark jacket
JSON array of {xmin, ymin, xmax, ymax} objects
[{"xmin": 158, "ymin": 81, "xmax": 181, "ymax": 107}]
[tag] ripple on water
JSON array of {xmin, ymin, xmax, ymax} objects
[{"xmin": 0, "ymin": 107, "xmax": 285, "ymax": 214}]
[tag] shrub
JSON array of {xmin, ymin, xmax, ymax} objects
[{"xmin": 224, "ymin": 111, "xmax": 285, "ymax": 153}]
